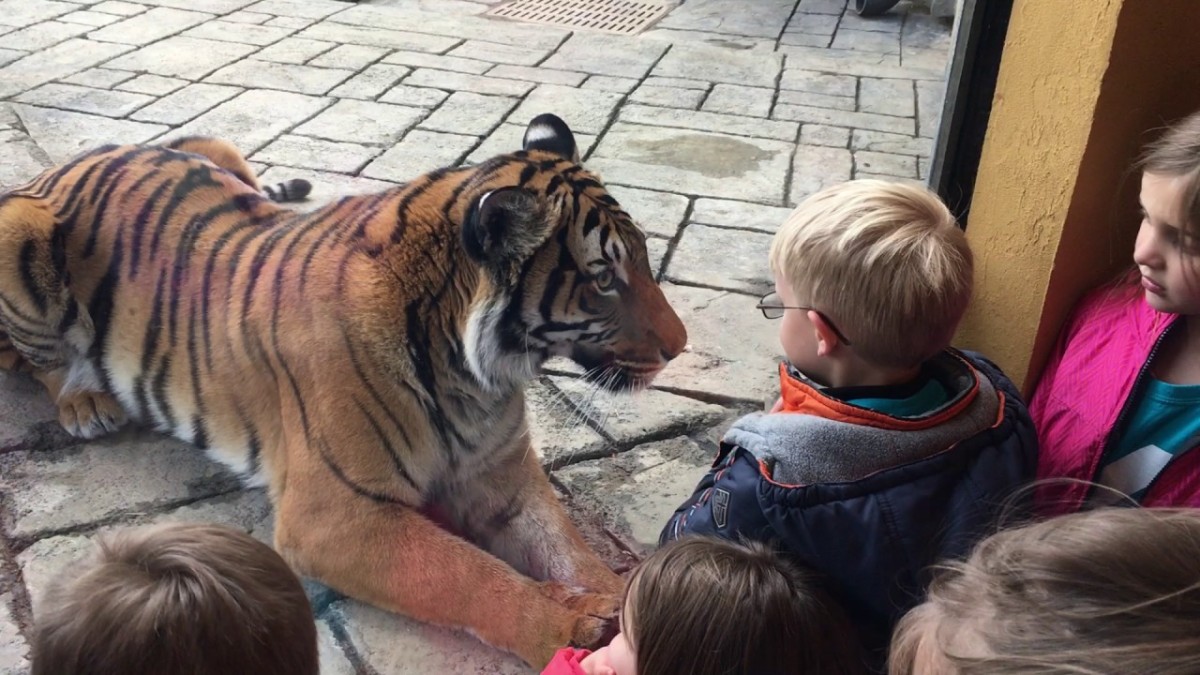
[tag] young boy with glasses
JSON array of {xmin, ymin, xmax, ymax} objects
[{"xmin": 661, "ymin": 180, "xmax": 1037, "ymax": 669}]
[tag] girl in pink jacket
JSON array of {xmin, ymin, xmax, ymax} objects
[
  {"xmin": 1032, "ymin": 109, "xmax": 1200, "ymax": 513},
  {"xmin": 541, "ymin": 537, "xmax": 863, "ymax": 675}
]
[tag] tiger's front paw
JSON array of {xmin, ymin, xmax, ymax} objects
[
  {"xmin": 538, "ymin": 582, "xmax": 621, "ymax": 649},
  {"xmin": 58, "ymin": 390, "xmax": 127, "ymax": 439}
]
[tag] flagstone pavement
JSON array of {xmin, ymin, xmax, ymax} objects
[{"xmin": 0, "ymin": 0, "xmax": 951, "ymax": 671}]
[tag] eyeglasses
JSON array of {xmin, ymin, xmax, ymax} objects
[{"xmin": 756, "ymin": 292, "xmax": 853, "ymax": 346}]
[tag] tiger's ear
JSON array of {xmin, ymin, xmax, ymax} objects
[
  {"xmin": 462, "ymin": 187, "xmax": 539, "ymax": 266},
  {"xmin": 522, "ymin": 113, "xmax": 579, "ymax": 163}
]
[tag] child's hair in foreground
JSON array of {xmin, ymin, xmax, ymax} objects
[
  {"xmin": 889, "ymin": 507, "xmax": 1200, "ymax": 675},
  {"xmin": 31, "ymin": 522, "xmax": 318, "ymax": 675},
  {"xmin": 769, "ymin": 180, "xmax": 972, "ymax": 369},
  {"xmin": 625, "ymin": 537, "xmax": 864, "ymax": 675}
]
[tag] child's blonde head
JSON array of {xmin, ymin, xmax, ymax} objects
[
  {"xmin": 623, "ymin": 537, "xmax": 865, "ymax": 675},
  {"xmin": 31, "ymin": 522, "xmax": 319, "ymax": 675},
  {"xmin": 769, "ymin": 180, "xmax": 972, "ymax": 369},
  {"xmin": 889, "ymin": 507, "xmax": 1200, "ymax": 675}
]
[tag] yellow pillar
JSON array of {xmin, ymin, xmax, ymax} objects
[{"xmin": 956, "ymin": 0, "xmax": 1200, "ymax": 394}]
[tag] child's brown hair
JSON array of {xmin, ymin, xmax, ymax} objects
[
  {"xmin": 624, "ymin": 537, "xmax": 864, "ymax": 675},
  {"xmin": 31, "ymin": 522, "xmax": 319, "ymax": 675},
  {"xmin": 889, "ymin": 507, "xmax": 1200, "ymax": 675}
]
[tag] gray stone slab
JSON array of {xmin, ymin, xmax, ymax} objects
[
  {"xmin": 554, "ymin": 436, "xmax": 715, "ymax": 554},
  {"xmin": 206, "ymin": 59, "xmax": 353, "ymax": 96},
  {"xmin": 0, "ymin": 433, "xmax": 240, "ymax": 540},
  {"xmin": 0, "ymin": 369, "xmax": 65, "ymax": 452},
  {"xmin": 550, "ymin": 376, "xmax": 728, "ymax": 448},
  {"xmin": 317, "ymin": 621, "xmax": 355, "ymax": 675},
  {"xmin": 581, "ymin": 75, "xmax": 638, "ymax": 94},
  {"xmin": 526, "ymin": 379, "xmax": 608, "ymax": 468},
  {"xmin": 918, "ymin": 156, "xmax": 927, "ymax": 180},
  {"xmin": 619, "ymin": 105, "xmax": 798, "ymax": 142},
  {"xmin": 789, "ymin": 12, "xmax": 839, "ymax": 35},
  {"xmin": 789, "ymin": 144, "xmax": 852, "ymax": 205},
  {"xmin": 14, "ymin": 104, "xmax": 167, "ymax": 163},
  {"xmin": 1, "ymin": 21, "xmax": 91, "ymax": 51},
  {"xmin": 91, "ymin": 1, "xmax": 148, "ymax": 16},
  {"xmin": 0, "ymin": 592, "xmax": 28, "ymax": 674},
  {"xmin": 332, "ymin": 600, "xmax": 530, "ymax": 675},
  {"xmin": 605, "ymin": 185, "xmax": 689, "ymax": 239},
  {"xmin": 486, "ymin": 65, "xmax": 586, "ymax": 87},
  {"xmin": 830, "ymin": 28, "xmax": 901, "ymax": 55},
  {"xmin": 640, "ymin": 28, "xmax": 776, "ymax": 51},
  {"xmin": 903, "ymin": 11, "xmax": 952, "ymax": 50},
  {"xmin": 779, "ymin": 68, "xmax": 856, "ymax": 96},
  {"xmin": 87, "ymin": 6, "xmax": 213, "ymax": 45},
  {"xmin": 297, "ymin": 22, "xmax": 457, "ymax": 53},
  {"xmin": 0, "ymin": 47, "xmax": 23, "ymax": 69},
  {"xmin": 652, "ymin": 42, "xmax": 781, "ymax": 87},
  {"xmin": 106, "ymin": 36, "xmax": 257, "ymax": 80},
  {"xmin": 244, "ymin": 0, "xmax": 347, "ymax": 19},
  {"xmin": 646, "ymin": 235, "xmax": 668, "ymax": 276},
  {"xmin": 448, "ymin": 40, "xmax": 549, "ymax": 66},
  {"xmin": 133, "ymin": 0, "xmax": 255, "ymax": 10},
  {"xmin": 308, "ymin": 43, "xmax": 387, "ymax": 70},
  {"xmin": 657, "ymin": 0, "xmax": 795, "ymax": 38},
  {"xmin": 510, "ymin": 84, "xmax": 622, "ymax": 135},
  {"xmin": 774, "ymin": 104, "xmax": 914, "ymax": 135},
  {"xmin": 405, "ymin": 68, "xmax": 533, "ymax": 98},
  {"xmin": 541, "ymin": 32, "xmax": 667, "ymax": 79},
  {"xmin": 116, "ymin": 73, "xmax": 186, "ymax": 95},
  {"xmin": 59, "ymin": 67, "xmax": 136, "ymax": 88},
  {"xmin": 223, "ymin": 9, "xmax": 272, "ymax": 24},
  {"xmin": 129, "ymin": 82, "xmax": 242, "ymax": 124},
  {"xmin": 0, "ymin": 0, "xmax": 78, "ymax": 28},
  {"xmin": 916, "ymin": 78, "xmax": 945, "ymax": 138},
  {"xmin": 251, "ymin": 134, "xmax": 379, "ymax": 174},
  {"xmin": 776, "ymin": 89, "xmax": 855, "ymax": 111},
  {"xmin": 380, "ymin": 49, "xmax": 491, "ymax": 74},
  {"xmin": 257, "ymin": 165, "xmax": 396, "ymax": 211},
  {"xmin": 465, "ymin": 123, "xmax": 596, "ymax": 165},
  {"xmin": 163, "ymin": 89, "xmax": 331, "ymax": 154},
  {"xmin": 652, "ymin": 282, "xmax": 781, "ymax": 403},
  {"xmin": 293, "ymin": 99, "xmax": 422, "ymax": 145},
  {"xmin": 331, "ymin": 3, "xmax": 568, "ymax": 49},
  {"xmin": 776, "ymin": 46, "xmax": 922, "ymax": 77},
  {"xmin": 839, "ymin": 9, "xmax": 904, "ymax": 33},
  {"xmin": 264, "ymin": 15, "xmax": 313, "ymax": 30},
  {"xmin": 702, "ymin": 84, "xmax": 773, "ymax": 118},
  {"xmin": 328, "ymin": 64, "xmax": 411, "ymax": 100},
  {"xmin": 16, "ymin": 83, "xmax": 152, "ymax": 118},
  {"xmin": 588, "ymin": 123, "xmax": 792, "ymax": 203},
  {"xmin": 254, "ymin": 37, "xmax": 334, "ymax": 64},
  {"xmin": 0, "ymin": 38, "xmax": 131, "ymax": 100},
  {"xmin": 666, "ymin": 223, "xmax": 772, "ymax": 294},
  {"xmin": 17, "ymin": 489, "xmax": 275, "ymax": 618},
  {"xmin": 854, "ymin": 150, "xmax": 918, "ymax": 179},
  {"xmin": 690, "ymin": 198, "xmax": 794, "ymax": 234},
  {"xmin": 779, "ymin": 32, "xmax": 831, "ymax": 48},
  {"xmin": 642, "ymin": 76, "xmax": 709, "ymax": 91},
  {"xmin": 859, "ymin": 77, "xmax": 915, "ymax": 117},
  {"xmin": 417, "ymin": 91, "xmax": 513, "ymax": 136},
  {"xmin": 628, "ymin": 85, "xmax": 705, "ymax": 111},
  {"xmin": 903, "ymin": 46, "xmax": 950, "ymax": 72},
  {"xmin": 851, "ymin": 129, "xmax": 931, "ymax": 157},
  {"xmin": 360, "ymin": 129, "xmax": 477, "ymax": 182},
  {"xmin": 183, "ymin": 20, "xmax": 297, "ymax": 46},
  {"xmin": 378, "ymin": 84, "xmax": 449, "ymax": 108},
  {"xmin": 801, "ymin": 123, "xmax": 851, "ymax": 148}
]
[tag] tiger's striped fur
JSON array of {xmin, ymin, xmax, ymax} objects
[{"xmin": 0, "ymin": 114, "xmax": 687, "ymax": 666}]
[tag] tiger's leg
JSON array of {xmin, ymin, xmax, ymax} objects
[
  {"xmin": 0, "ymin": 200, "xmax": 126, "ymax": 438},
  {"xmin": 441, "ymin": 443, "xmax": 625, "ymax": 597},
  {"xmin": 274, "ymin": 474, "xmax": 612, "ymax": 668},
  {"xmin": 162, "ymin": 136, "xmax": 311, "ymax": 202}
]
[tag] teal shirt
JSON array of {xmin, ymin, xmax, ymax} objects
[
  {"xmin": 1097, "ymin": 378, "xmax": 1200, "ymax": 502},
  {"xmin": 788, "ymin": 363, "xmax": 952, "ymax": 417}
]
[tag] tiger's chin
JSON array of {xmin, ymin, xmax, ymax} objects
[{"xmin": 569, "ymin": 348, "xmax": 664, "ymax": 393}]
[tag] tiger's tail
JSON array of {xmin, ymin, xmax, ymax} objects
[
  {"xmin": 262, "ymin": 178, "xmax": 313, "ymax": 203},
  {"xmin": 162, "ymin": 136, "xmax": 312, "ymax": 204}
]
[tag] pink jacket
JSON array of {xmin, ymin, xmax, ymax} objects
[
  {"xmin": 1031, "ymin": 286, "xmax": 1200, "ymax": 514},
  {"xmin": 541, "ymin": 647, "xmax": 590, "ymax": 675}
]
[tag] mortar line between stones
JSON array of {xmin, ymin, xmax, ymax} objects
[
  {"xmin": 532, "ymin": 30, "xmax": 573, "ymax": 68},
  {"xmin": 654, "ymin": 194, "xmax": 692, "ymax": 284},
  {"xmin": 0, "ymin": 498, "xmax": 35, "ymax": 639},
  {"xmin": 660, "ymin": 275, "xmax": 764, "ymax": 299},
  {"xmin": 582, "ymin": 41, "xmax": 673, "ymax": 164},
  {"xmin": 774, "ymin": 0, "xmax": 805, "ymax": 52},
  {"xmin": 829, "ymin": 1, "xmax": 848, "ymax": 50},
  {"xmin": 320, "ymin": 606, "xmax": 380, "ymax": 675}
]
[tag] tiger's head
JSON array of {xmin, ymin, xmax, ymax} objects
[{"xmin": 461, "ymin": 114, "xmax": 687, "ymax": 393}]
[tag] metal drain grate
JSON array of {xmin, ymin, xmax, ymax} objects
[{"xmin": 487, "ymin": 0, "xmax": 673, "ymax": 36}]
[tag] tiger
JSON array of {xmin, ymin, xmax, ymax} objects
[{"xmin": 0, "ymin": 113, "xmax": 688, "ymax": 667}]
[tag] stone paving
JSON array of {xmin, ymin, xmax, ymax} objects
[{"xmin": 0, "ymin": 0, "xmax": 951, "ymax": 672}]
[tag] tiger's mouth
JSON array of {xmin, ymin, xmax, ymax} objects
[{"xmin": 569, "ymin": 346, "xmax": 664, "ymax": 393}]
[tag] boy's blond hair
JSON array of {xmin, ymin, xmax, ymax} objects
[
  {"xmin": 769, "ymin": 180, "xmax": 972, "ymax": 369},
  {"xmin": 31, "ymin": 522, "xmax": 319, "ymax": 675}
]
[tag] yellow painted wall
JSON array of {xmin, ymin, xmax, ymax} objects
[{"xmin": 957, "ymin": 0, "xmax": 1200, "ymax": 394}]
